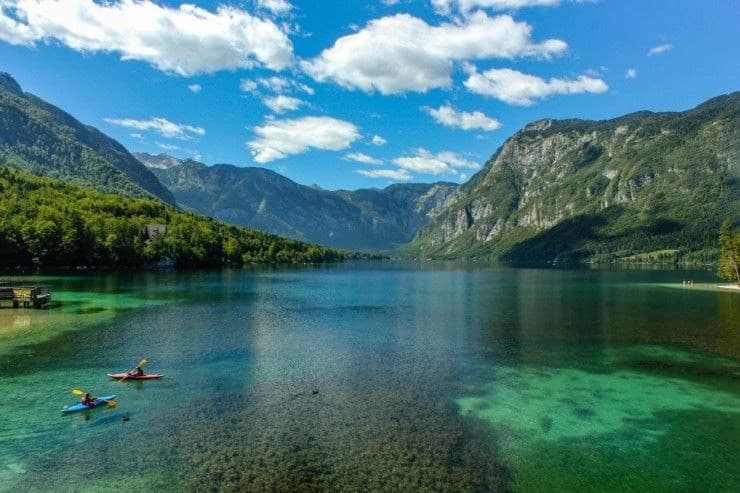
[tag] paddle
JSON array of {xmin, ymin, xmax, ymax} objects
[{"xmin": 119, "ymin": 358, "xmax": 147, "ymax": 382}]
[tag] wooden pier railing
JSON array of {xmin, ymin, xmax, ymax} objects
[{"xmin": 0, "ymin": 285, "xmax": 52, "ymax": 309}]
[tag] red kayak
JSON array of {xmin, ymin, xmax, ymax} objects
[{"xmin": 107, "ymin": 373, "xmax": 164, "ymax": 380}]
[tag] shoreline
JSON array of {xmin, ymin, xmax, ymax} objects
[{"xmin": 656, "ymin": 282, "xmax": 740, "ymax": 293}]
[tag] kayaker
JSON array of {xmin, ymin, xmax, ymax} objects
[
  {"xmin": 130, "ymin": 365, "xmax": 144, "ymax": 377},
  {"xmin": 80, "ymin": 393, "xmax": 96, "ymax": 406}
]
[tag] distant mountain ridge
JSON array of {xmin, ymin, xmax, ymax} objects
[
  {"xmin": 409, "ymin": 92, "xmax": 739, "ymax": 264},
  {"xmin": 0, "ymin": 73, "xmax": 176, "ymax": 205},
  {"xmin": 135, "ymin": 152, "xmax": 457, "ymax": 250}
]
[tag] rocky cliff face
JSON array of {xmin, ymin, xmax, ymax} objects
[
  {"xmin": 409, "ymin": 92, "xmax": 739, "ymax": 263},
  {"xmin": 135, "ymin": 153, "xmax": 457, "ymax": 251}
]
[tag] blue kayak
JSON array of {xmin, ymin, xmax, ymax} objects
[{"xmin": 62, "ymin": 394, "xmax": 117, "ymax": 414}]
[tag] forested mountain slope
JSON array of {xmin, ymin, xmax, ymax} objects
[
  {"xmin": 137, "ymin": 153, "xmax": 457, "ymax": 251},
  {"xmin": 0, "ymin": 167, "xmax": 343, "ymax": 268},
  {"xmin": 409, "ymin": 93, "xmax": 739, "ymax": 264},
  {"xmin": 0, "ymin": 73, "xmax": 176, "ymax": 205}
]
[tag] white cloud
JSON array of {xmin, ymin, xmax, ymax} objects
[
  {"xmin": 432, "ymin": 0, "xmax": 563, "ymax": 14},
  {"xmin": 356, "ymin": 168, "xmax": 411, "ymax": 181},
  {"xmin": 240, "ymin": 79, "xmax": 259, "ymax": 93},
  {"xmin": 188, "ymin": 84, "xmax": 202, "ymax": 93},
  {"xmin": 240, "ymin": 76, "xmax": 314, "ymax": 96},
  {"xmin": 464, "ymin": 66, "xmax": 607, "ymax": 105},
  {"xmin": 262, "ymin": 94, "xmax": 304, "ymax": 113},
  {"xmin": 371, "ymin": 135, "xmax": 387, "ymax": 146},
  {"xmin": 248, "ymin": 116, "xmax": 360, "ymax": 163},
  {"xmin": 345, "ymin": 152, "xmax": 383, "ymax": 165},
  {"xmin": 105, "ymin": 117, "xmax": 205, "ymax": 139},
  {"xmin": 648, "ymin": 44, "xmax": 672, "ymax": 56},
  {"xmin": 302, "ymin": 11, "xmax": 567, "ymax": 94},
  {"xmin": 425, "ymin": 104, "xmax": 501, "ymax": 131},
  {"xmin": 381, "ymin": 0, "xmax": 401, "ymax": 6},
  {"xmin": 0, "ymin": 0, "xmax": 293, "ymax": 75},
  {"xmin": 130, "ymin": 132, "xmax": 143, "ymax": 139},
  {"xmin": 625, "ymin": 68, "xmax": 637, "ymax": 79},
  {"xmin": 156, "ymin": 141, "xmax": 180, "ymax": 151},
  {"xmin": 256, "ymin": 0, "xmax": 292, "ymax": 15},
  {"xmin": 258, "ymin": 76, "xmax": 293, "ymax": 93},
  {"xmin": 393, "ymin": 148, "xmax": 479, "ymax": 175}
]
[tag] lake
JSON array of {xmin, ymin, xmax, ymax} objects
[{"xmin": 0, "ymin": 263, "xmax": 738, "ymax": 492}]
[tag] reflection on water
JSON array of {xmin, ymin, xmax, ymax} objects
[{"xmin": 0, "ymin": 264, "xmax": 737, "ymax": 491}]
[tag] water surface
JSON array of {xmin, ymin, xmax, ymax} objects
[{"xmin": 0, "ymin": 264, "xmax": 737, "ymax": 491}]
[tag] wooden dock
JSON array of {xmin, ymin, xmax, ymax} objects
[{"xmin": 0, "ymin": 282, "xmax": 52, "ymax": 309}]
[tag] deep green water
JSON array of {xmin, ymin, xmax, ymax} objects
[{"xmin": 0, "ymin": 264, "xmax": 738, "ymax": 492}]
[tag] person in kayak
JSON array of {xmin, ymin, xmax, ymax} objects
[
  {"xmin": 129, "ymin": 365, "xmax": 144, "ymax": 377},
  {"xmin": 80, "ymin": 393, "xmax": 96, "ymax": 406}
]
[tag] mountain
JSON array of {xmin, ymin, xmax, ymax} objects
[
  {"xmin": 135, "ymin": 152, "xmax": 457, "ymax": 251},
  {"xmin": 0, "ymin": 166, "xmax": 343, "ymax": 269},
  {"xmin": 0, "ymin": 72, "xmax": 176, "ymax": 205},
  {"xmin": 409, "ymin": 93, "xmax": 739, "ymax": 264}
]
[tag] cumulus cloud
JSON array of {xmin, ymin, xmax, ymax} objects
[
  {"xmin": 648, "ymin": 43, "xmax": 672, "ymax": 56},
  {"xmin": 105, "ymin": 117, "xmax": 205, "ymax": 139},
  {"xmin": 464, "ymin": 66, "xmax": 607, "ymax": 105},
  {"xmin": 371, "ymin": 135, "xmax": 387, "ymax": 146},
  {"xmin": 625, "ymin": 68, "xmax": 637, "ymax": 79},
  {"xmin": 247, "ymin": 116, "xmax": 360, "ymax": 163},
  {"xmin": 302, "ymin": 12, "xmax": 567, "ymax": 94},
  {"xmin": 188, "ymin": 84, "xmax": 202, "ymax": 93},
  {"xmin": 356, "ymin": 168, "xmax": 412, "ymax": 181},
  {"xmin": 0, "ymin": 0, "xmax": 293, "ymax": 75},
  {"xmin": 262, "ymin": 95, "xmax": 304, "ymax": 113},
  {"xmin": 256, "ymin": 0, "xmax": 292, "ymax": 15},
  {"xmin": 393, "ymin": 148, "xmax": 479, "ymax": 175},
  {"xmin": 345, "ymin": 152, "xmax": 383, "ymax": 165},
  {"xmin": 425, "ymin": 104, "xmax": 501, "ymax": 131}
]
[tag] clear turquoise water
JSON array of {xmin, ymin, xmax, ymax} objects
[{"xmin": 0, "ymin": 264, "xmax": 737, "ymax": 491}]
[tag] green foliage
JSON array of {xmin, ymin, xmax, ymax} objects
[
  {"xmin": 0, "ymin": 167, "xmax": 345, "ymax": 269},
  {"xmin": 717, "ymin": 218, "xmax": 740, "ymax": 284},
  {"xmin": 0, "ymin": 73, "xmax": 175, "ymax": 204},
  {"xmin": 409, "ymin": 92, "xmax": 740, "ymax": 265}
]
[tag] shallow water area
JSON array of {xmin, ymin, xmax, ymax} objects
[{"xmin": 0, "ymin": 264, "xmax": 737, "ymax": 491}]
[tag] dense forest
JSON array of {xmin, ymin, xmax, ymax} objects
[{"xmin": 0, "ymin": 167, "xmax": 345, "ymax": 269}]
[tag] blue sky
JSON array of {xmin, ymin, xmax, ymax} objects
[{"xmin": 0, "ymin": 0, "xmax": 737, "ymax": 190}]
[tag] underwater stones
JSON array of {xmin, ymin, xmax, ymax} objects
[
  {"xmin": 573, "ymin": 408, "xmax": 596, "ymax": 420},
  {"xmin": 177, "ymin": 361, "xmax": 512, "ymax": 491}
]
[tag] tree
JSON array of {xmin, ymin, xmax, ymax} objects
[{"xmin": 717, "ymin": 218, "xmax": 740, "ymax": 285}]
